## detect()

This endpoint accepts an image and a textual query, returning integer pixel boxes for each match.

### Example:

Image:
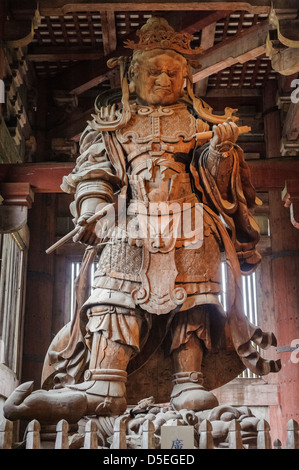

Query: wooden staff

[193,125,251,140]
[46,203,114,254]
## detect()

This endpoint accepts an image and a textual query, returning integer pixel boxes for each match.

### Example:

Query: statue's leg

[4,306,142,423]
[169,308,219,412]
[75,305,143,415]
[71,333,135,416]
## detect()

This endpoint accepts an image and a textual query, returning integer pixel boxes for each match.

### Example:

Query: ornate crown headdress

[124,17,203,56]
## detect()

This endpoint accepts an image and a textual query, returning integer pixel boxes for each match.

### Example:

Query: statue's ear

[129,80,136,93]
[127,66,136,93]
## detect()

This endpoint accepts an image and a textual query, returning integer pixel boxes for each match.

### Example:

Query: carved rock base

[68,403,260,449]
[12,401,261,449]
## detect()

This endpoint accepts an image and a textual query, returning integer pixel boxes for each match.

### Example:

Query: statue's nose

[155,72,171,87]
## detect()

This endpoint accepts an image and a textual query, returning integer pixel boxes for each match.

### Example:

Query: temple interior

[0,0,299,447]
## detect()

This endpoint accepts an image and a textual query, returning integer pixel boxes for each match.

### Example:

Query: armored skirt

[83,198,224,355]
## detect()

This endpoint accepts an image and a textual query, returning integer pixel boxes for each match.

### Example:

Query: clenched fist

[210,118,239,154]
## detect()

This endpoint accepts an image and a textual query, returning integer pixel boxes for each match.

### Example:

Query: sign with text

[160,425,194,449]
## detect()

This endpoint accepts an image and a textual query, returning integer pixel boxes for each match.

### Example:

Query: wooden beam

[27,46,103,62]
[51,59,111,95]
[48,107,94,140]
[164,10,230,34]
[36,0,299,16]
[0,182,34,208]
[194,21,217,96]
[100,11,117,56]
[249,158,299,190]
[1,158,299,193]
[193,21,270,83]
[206,88,263,98]
[0,182,34,233]
[0,163,73,193]
[270,46,299,76]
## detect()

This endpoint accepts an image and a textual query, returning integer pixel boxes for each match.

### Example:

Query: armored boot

[170,371,218,412]
[67,368,128,416]
[170,333,218,412]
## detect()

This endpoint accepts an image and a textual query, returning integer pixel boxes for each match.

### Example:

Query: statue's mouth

[154,86,171,93]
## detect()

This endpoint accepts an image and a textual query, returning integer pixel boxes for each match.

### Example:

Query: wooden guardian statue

[4,17,280,425]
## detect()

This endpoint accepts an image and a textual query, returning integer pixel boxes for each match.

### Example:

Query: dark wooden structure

[1,0,299,445]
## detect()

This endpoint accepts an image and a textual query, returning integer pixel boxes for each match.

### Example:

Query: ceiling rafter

[192,20,270,83]
[27,46,102,61]
[194,21,218,96]
[100,10,117,55]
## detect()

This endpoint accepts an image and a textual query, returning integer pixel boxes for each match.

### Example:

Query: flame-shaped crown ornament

[124,17,203,56]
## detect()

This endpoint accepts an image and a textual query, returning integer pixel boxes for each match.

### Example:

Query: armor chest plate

[116,103,197,167]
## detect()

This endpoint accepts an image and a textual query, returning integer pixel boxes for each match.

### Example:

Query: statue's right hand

[73,212,106,246]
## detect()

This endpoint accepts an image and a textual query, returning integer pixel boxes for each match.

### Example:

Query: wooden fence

[0,417,298,450]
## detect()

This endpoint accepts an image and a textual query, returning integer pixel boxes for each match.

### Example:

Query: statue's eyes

[149,69,161,77]
[148,69,178,78]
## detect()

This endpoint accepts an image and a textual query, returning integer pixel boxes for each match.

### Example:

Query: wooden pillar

[268,189,299,444]
[34,79,51,162]
[263,79,282,158]
[21,193,56,388]
[262,78,299,443]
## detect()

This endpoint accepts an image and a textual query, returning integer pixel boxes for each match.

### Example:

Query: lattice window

[0,233,27,373]
[219,262,259,378]
[70,260,97,319]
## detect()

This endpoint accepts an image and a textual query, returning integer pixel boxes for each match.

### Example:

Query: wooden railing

[1,417,298,449]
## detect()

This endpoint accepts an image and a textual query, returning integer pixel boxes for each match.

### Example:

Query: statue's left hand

[210,118,239,154]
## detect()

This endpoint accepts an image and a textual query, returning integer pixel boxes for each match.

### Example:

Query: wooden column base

[0,182,34,232]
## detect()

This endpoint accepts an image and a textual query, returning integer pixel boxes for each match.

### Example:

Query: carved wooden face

[130,50,187,106]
